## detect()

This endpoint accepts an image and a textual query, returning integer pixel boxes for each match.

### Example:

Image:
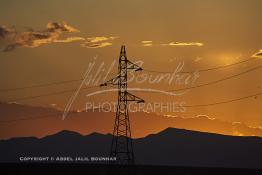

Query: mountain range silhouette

[1,102,262,140]
[1,127,261,169]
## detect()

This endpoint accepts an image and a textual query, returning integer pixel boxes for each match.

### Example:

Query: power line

[144,57,258,74]
[0,79,83,92]
[6,85,99,103]
[1,91,261,124]
[0,112,62,123]
[0,108,105,123]
[184,91,262,107]
[0,72,118,92]
[0,57,257,92]
[168,64,262,92]
[4,64,262,103]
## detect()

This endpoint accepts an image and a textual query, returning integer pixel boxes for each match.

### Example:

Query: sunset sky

[1,0,262,138]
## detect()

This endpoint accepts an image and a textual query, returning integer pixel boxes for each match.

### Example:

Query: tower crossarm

[99,74,120,87]
[126,60,143,71]
[126,92,145,103]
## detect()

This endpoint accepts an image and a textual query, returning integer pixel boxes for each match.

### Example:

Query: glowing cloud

[1,22,81,52]
[141,40,204,47]
[194,57,203,62]
[81,36,117,49]
[86,36,117,43]
[252,49,262,58]
[141,41,153,47]
[81,42,112,48]
[162,114,262,137]
[141,40,153,44]
[162,42,204,47]
[54,37,85,43]
[143,43,153,47]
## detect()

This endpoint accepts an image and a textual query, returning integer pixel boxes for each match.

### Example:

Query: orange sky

[0,0,262,138]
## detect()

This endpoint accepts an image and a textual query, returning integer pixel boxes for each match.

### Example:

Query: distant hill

[0,127,262,169]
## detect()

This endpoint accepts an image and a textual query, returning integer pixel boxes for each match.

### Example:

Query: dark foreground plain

[1,163,262,175]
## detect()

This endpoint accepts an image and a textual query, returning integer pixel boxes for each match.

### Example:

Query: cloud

[162,114,262,137]
[1,22,81,52]
[252,49,262,58]
[142,43,153,47]
[54,37,85,43]
[193,114,215,120]
[12,32,56,48]
[46,22,79,33]
[86,36,117,43]
[81,42,112,48]
[0,25,14,39]
[141,40,152,44]
[141,41,153,47]
[81,36,117,49]
[161,42,204,47]
[1,23,118,51]
[194,57,203,62]
[141,40,204,47]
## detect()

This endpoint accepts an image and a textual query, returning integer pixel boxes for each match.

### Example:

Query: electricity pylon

[100,45,144,165]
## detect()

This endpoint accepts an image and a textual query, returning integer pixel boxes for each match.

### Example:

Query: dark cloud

[2,43,20,52]
[0,25,14,39]
[46,22,79,33]
[1,22,82,52]
[0,23,119,51]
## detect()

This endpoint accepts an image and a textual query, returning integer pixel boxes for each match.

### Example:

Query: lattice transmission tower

[100,45,144,165]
